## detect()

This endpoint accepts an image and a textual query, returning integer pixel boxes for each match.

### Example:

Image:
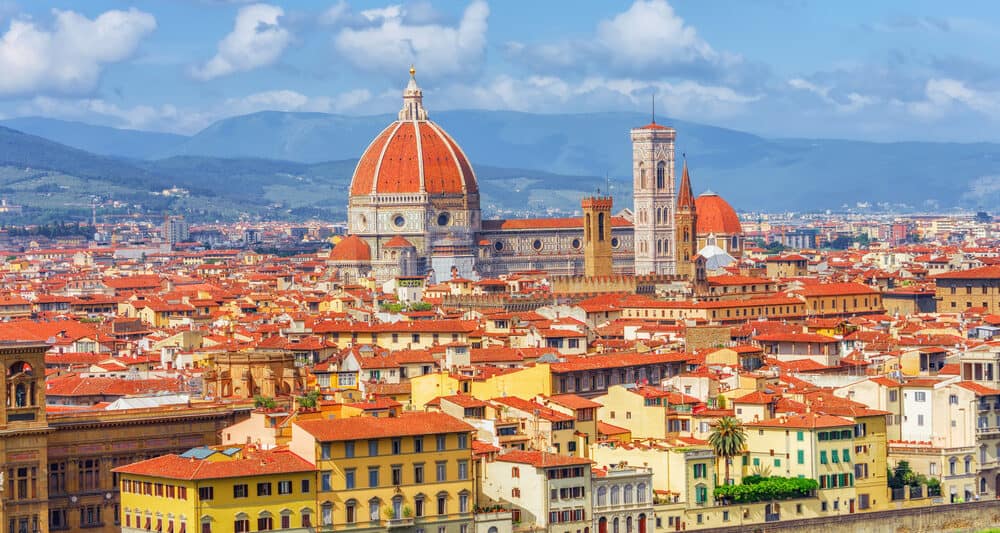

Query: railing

[387,518,415,528]
[765,512,780,522]
[910,485,924,499]
[891,487,906,501]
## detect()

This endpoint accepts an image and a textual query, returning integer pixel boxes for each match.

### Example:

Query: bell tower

[675,158,698,280]
[582,196,614,277]
[1,342,47,428]
[631,120,677,275]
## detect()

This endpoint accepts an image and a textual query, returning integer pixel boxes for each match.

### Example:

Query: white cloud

[596,0,718,70]
[191,3,291,80]
[788,77,876,113]
[906,78,1000,119]
[318,1,349,26]
[22,88,375,134]
[0,8,156,97]
[440,75,759,119]
[334,0,488,78]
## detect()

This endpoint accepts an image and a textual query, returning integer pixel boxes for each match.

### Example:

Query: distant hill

[0,117,188,160]
[7,110,1000,212]
[0,125,620,223]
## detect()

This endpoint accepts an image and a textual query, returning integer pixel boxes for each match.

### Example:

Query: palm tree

[708,416,747,486]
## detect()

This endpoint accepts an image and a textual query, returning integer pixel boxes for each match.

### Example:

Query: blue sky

[2,0,1000,141]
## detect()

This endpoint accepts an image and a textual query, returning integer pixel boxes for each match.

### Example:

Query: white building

[482,450,593,532]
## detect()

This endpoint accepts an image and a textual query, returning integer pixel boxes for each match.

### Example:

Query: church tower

[631,121,677,275]
[675,158,698,279]
[582,195,614,277]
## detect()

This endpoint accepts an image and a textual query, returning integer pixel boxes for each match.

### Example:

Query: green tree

[708,416,747,486]
[253,395,276,409]
[298,390,320,409]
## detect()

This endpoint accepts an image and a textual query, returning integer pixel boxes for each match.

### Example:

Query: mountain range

[2,111,1000,224]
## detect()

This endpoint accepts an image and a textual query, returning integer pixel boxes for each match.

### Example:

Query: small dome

[697,244,735,270]
[383,235,415,248]
[695,191,741,235]
[329,235,371,262]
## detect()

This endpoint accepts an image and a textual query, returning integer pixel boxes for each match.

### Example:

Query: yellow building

[744,413,859,512]
[290,412,476,532]
[115,446,317,533]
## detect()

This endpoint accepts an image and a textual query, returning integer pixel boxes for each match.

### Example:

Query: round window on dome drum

[572,238,581,249]
[611,237,620,248]
[393,215,405,228]
[532,239,543,251]
[437,213,450,226]
[494,241,504,252]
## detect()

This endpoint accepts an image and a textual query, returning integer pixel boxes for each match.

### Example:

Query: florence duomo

[330,68,743,284]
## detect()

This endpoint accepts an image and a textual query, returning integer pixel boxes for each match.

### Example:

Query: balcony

[387,518,415,528]
[977,426,1000,436]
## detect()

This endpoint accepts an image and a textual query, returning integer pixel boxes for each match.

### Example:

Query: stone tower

[675,158,698,280]
[631,121,677,275]
[0,342,51,533]
[582,196,614,277]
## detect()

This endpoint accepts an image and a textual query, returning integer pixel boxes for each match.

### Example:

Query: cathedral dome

[350,69,477,197]
[695,191,742,235]
[329,235,371,262]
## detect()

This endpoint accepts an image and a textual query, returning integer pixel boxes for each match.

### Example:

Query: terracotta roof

[496,450,592,468]
[329,235,371,262]
[695,192,741,235]
[383,235,415,248]
[113,448,313,480]
[933,266,1000,280]
[596,421,630,435]
[545,394,602,410]
[746,412,854,429]
[295,412,473,441]
[481,216,631,231]
[350,119,477,196]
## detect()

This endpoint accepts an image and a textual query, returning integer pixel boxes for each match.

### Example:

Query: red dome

[350,120,477,196]
[695,192,742,235]
[329,235,371,262]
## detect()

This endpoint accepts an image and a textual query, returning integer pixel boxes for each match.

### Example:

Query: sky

[2,0,1000,141]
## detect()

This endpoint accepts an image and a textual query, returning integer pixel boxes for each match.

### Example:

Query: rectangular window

[321,472,332,492]
[915,391,927,402]
[233,484,248,498]
[831,450,839,463]
[458,460,469,480]
[414,437,424,453]
[843,449,851,462]
[368,439,379,456]
[796,431,804,442]
[301,479,310,493]
[345,468,356,489]
[256,482,272,496]
[320,443,331,460]
[820,451,828,464]
[436,435,446,451]
[414,464,424,484]
[436,461,447,482]
[392,465,402,486]
[199,486,214,500]
[457,434,468,449]
[797,450,804,465]
[368,467,379,488]
[344,441,355,458]
[278,481,292,495]
[392,438,402,455]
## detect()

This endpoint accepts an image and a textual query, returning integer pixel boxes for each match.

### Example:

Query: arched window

[598,213,606,241]
[656,161,666,189]
[965,456,973,473]
[624,484,633,504]
[637,483,647,503]
[949,457,958,476]
[585,213,591,242]
[610,485,620,505]
[368,498,381,522]
[639,162,646,189]
[391,496,403,520]
[597,485,607,506]
[341,500,353,525]
[656,207,661,224]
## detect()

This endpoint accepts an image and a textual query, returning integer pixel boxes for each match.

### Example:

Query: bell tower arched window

[656,161,666,189]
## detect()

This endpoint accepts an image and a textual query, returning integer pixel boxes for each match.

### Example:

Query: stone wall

[691,499,1000,533]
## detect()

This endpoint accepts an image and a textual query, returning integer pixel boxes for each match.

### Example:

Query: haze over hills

[4,111,1000,220]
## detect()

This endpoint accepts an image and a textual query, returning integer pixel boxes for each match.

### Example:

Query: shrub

[714,476,819,503]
